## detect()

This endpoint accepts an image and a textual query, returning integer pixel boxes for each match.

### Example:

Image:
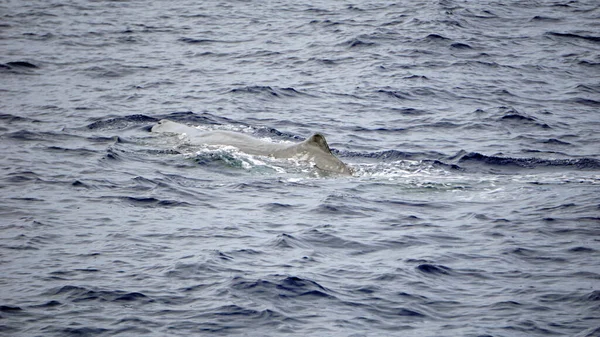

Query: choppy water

[1,0,600,336]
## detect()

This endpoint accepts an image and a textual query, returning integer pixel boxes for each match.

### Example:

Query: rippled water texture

[1,0,599,336]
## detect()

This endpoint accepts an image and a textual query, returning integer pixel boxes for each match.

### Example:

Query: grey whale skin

[151,120,352,175]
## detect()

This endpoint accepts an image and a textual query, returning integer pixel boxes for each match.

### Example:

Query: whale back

[290,133,352,175]
[305,133,332,154]
[152,120,352,175]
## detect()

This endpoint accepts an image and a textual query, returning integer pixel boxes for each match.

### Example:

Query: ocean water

[1,0,599,336]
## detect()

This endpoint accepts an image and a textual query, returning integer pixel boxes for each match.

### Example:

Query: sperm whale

[151,119,352,175]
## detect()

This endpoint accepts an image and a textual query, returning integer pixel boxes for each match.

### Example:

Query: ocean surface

[1,0,599,336]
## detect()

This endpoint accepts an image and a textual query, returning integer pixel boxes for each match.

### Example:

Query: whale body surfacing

[151,120,352,175]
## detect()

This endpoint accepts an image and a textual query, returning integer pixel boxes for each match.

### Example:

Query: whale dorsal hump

[305,133,332,154]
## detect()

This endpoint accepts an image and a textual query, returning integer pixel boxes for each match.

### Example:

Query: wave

[376,89,412,100]
[230,275,335,300]
[86,114,158,130]
[416,263,453,275]
[546,32,600,43]
[531,16,561,22]
[338,149,450,163]
[0,113,40,123]
[178,37,250,44]
[473,106,552,129]
[342,38,377,48]
[228,85,314,99]
[3,61,38,68]
[0,61,39,75]
[85,112,237,131]
[48,285,153,303]
[457,152,600,171]
[98,195,192,208]
[0,305,23,312]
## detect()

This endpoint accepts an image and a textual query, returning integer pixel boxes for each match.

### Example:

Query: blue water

[1,1,599,336]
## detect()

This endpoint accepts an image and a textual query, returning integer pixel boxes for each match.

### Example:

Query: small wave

[531,16,560,22]
[574,84,600,94]
[395,308,426,317]
[424,33,450,41]
[50,327,111,336]
[339,148,458,167]
[160,111,231,125]
[30,300,62,308]
[578,60,600,67]
[300,229,375,251]
[263,202,295,212]
[340,150,415,161]
[0,305,23,313]
[278,276,334,298]
[584,290,600,302]
[0,61,38,74]
[113,292,149,302]
[416,263,452,275]
[0,113,39,123]
[349,159,459,180]
[82,65,138,78]
[5,171,43,183]
[87,114,158,130]
[314,203,371,216]
[228,85,311,99]
[101,147,123,161]
[48,285,153,304]
[546,32,600,43]
[206,304,286,320]
[377,89,412,100]
[500,113,536,122]
[270,233,309,249]
[541,138,571,145]
[5,130,45,141]
[252,126,302,141]
[576,327,600,337]
[97,195,191,208]
[178,37,249,44]
[403,75,429,81]
[5,61,38,68]
[342,38,377,48]
[450,42,472,49]
[361,303,428,322]
[178,37,221,44]
[307,57,340,66]
[567,246,595,253]
[475,106,552,129]
[457,152,600,171]
[21,31,55,40]
[165,303,292,334]
[570,97,600,107]
[230,275,335,299]
[421,159,463,171]
[46,145,97,157]
[121,196,191,207]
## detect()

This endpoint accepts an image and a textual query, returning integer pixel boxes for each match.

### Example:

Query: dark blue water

[1,1,599,336]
